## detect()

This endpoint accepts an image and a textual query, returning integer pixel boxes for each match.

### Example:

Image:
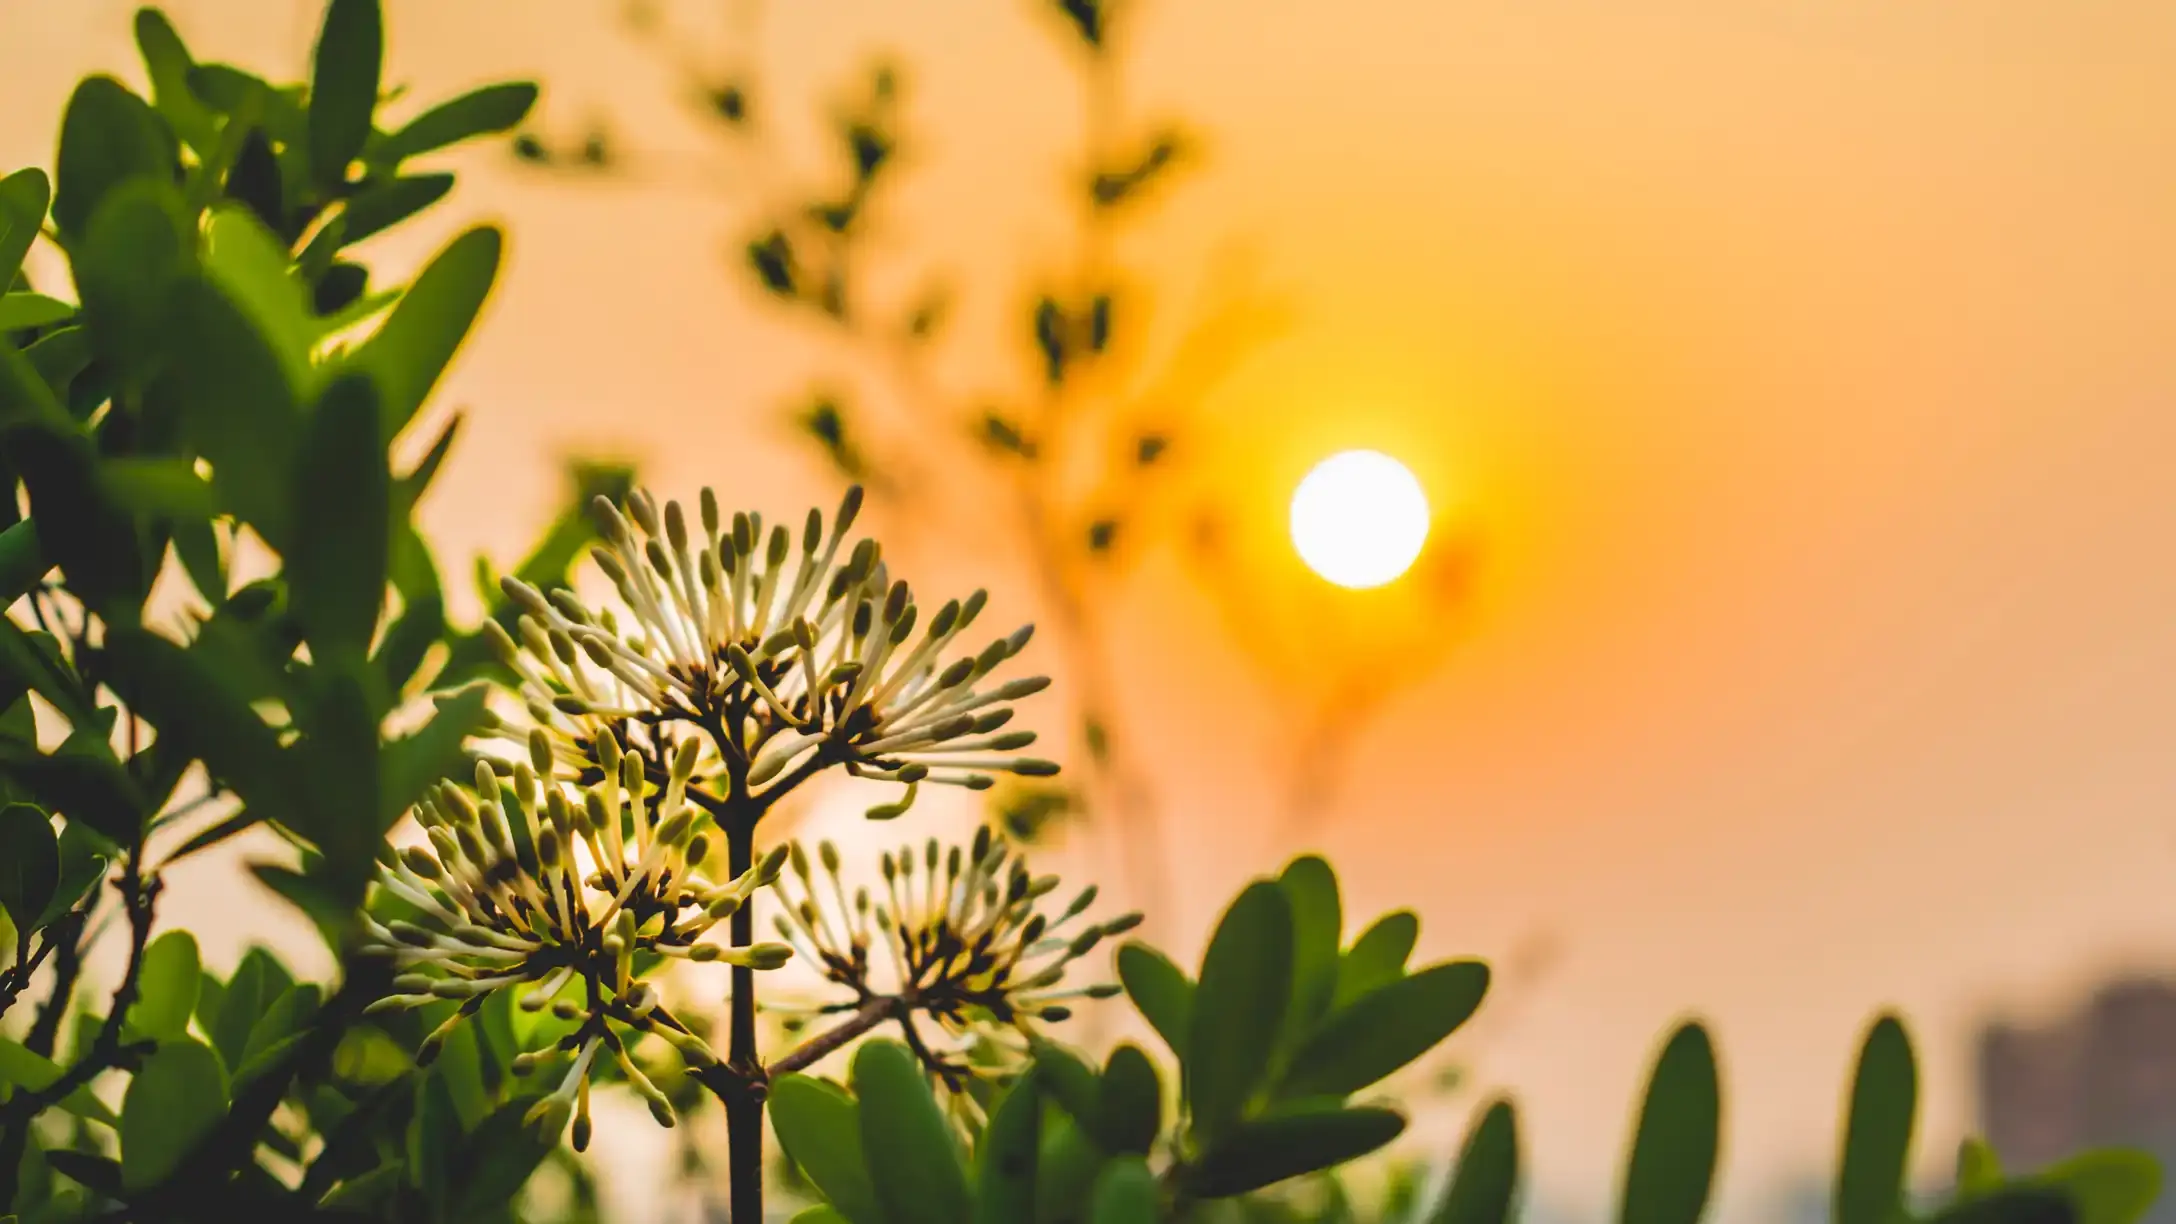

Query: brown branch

[765,993,903,1078]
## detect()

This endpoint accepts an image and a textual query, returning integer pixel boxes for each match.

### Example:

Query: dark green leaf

[345,225,501,442]
[209,947,292,1071]
[2039,1149,2163,1224]
[1957,1138,2004,1196]
[1926,1188,2076,1224]
[160,276,301,543]
[1182,1105,1406,1199]
[288,374,389,660]
[0,803,59,937]
[0,521,46,606]
[1187,880,1294,1142]
[406,1068,458,1207]
[1430,1099,1519,1224]
[38,819,111,928]
[22,326,95,410]
[238,982,322,1078]
[1836,1014,1918,1224]
[120,1037,230,1190]
[448,1094,558,1215]
[133,9,217,153]
[125,929,202,1042]
[250,861,354,946]
[308,0,383,187]
[0,733,146,845]
[1333,911,1417,1009]
[976,1070,1043,1224]
[338,173,453,246]
[172,516,225,604]
[1095,1045,1161,1156]
[0,169,52,285]
[1279,855,1342,1041]
[201,204,316,396]
[1034,1116,1110,1224]
[74,159,193,392]
[100,458,224,520]
[376,83,539,163]
[0,1035,117,1125]
[0,293,74,331]
[380,685,485,830]
[52,77,177,239]
[101,624,296,826]
[1618,1022,1722,1224]
[1279,961,1490,1100]
[854,1039,971,1224]
[1089,1156,1158,1224]
[769,1073,882,1224]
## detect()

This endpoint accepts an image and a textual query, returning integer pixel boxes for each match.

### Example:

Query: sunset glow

[1288,449,1430,589]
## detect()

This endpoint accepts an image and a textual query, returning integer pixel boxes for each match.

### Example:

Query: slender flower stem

[767,994,903,1078]
[723,817,765,1224]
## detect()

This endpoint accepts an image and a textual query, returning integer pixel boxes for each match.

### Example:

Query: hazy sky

[5,0,2176,1218]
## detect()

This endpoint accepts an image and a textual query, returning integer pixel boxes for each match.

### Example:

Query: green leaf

[21,326,95,407]
[210,947,292,1071]
[100,624,297,828]
[0,733,146,845]
[337,174,453,246]
[1279,960,1490,1100]
[343,225,501,442]
[120,1037,230,1190]
[38,819,111,928]
[1334,911,1417,1009]
[0,520,47,605]
[1836,1014,1918,1224]
[2039,1149,2163,1224]
[374,590,444,694]
[133,9,218,153]
[1116,942,1191,1066]
[379,685,484,830]
[792,1210,854,1224]
[1181,1105,1407,1199]
[1957,1138,2005,1196]
[52,76,177,239]
[1618,1022,1722,1224]
[1031,1040,1104,1132]
[448,1094,558,1216]
[976,1070,1043,1224]
[1187,880,1293,1142]
[100,458,224,520]
[1279,856,1342,1040]
[1926,1188,2076,1224]
[406,1068,458,1207]
[0,293,75,331]
[201,205,317,397]
[0,802,59,937]
[238,982,322,1079]
[376,83,539,164]
[0,1035,120,1125]
[1430,1099,1520,1224]
[125,929,202,1042]
[160,276,301,544]
[854,1039,972,1224]
[287,373,389,659]
[1089,1156,1159,1224]
[74,172,193,392]
[308,0,383,187]
[0,169,52,285]
[769,1072,883,1224]
[1095,1045,1161,1156]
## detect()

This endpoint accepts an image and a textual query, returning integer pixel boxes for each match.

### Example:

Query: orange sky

[6,0,2176,1218]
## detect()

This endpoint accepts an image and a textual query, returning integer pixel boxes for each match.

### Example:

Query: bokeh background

[6,0,2176,1220]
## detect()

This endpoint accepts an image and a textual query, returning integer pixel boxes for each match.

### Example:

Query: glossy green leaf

[288,373,389,660]
[201,205,317,397]
[0,169,51,285]
[120,1037,229,1190]
[1430,1099,1520,1224]
[976,1069,1043,1224]
[769,1073,882,1224]
[1618,1022,1722,1224]
[52,76,176,238]
[2039,1149,2163,1224]
[1279,855,1342,1037]
[1181,1105,1407,1199]
[1333,911,1417,1009]
[344,225,501,441]
[1096,1045,1161,1156]
[1280,960,1489,1100]
[1116,941,1191,1066]
[854,1039,971,1224]
[1089,1156,1159,1224]
[1836,1014,1917,1224]
[161,276,301,543]
[0,1035,119,1125]
[125,929,202,1042]
[337,173,453,246]
[0,293,74,331]
[308,0,383,187]
[0,803,59,937]
[1957,1137,2004,1196]
[376,82,539,164]
[1187,880,1293,1142]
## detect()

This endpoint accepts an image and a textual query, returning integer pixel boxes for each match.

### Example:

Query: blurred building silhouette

[1977,974,2176,1223]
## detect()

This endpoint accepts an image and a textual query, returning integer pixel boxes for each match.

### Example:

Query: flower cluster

[768,824,1138,1081]
[484,486,1058,818]
[360,733,796,1147]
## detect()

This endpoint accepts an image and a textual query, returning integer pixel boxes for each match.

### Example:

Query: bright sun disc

[1289,450,1430,589]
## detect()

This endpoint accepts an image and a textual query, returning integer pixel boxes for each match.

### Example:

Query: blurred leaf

[1034,297,1067,385]
[201,204,317,397]
[124,929,202,1043]
[0,1035,119,1125]
[379,686,485,830]
[771,1073,883,1224]
[407,1068,458,1208]
[981,413,1034,458]
[0,520,45,605]
[1279,855,1342,1043]
[1187,880,1293,1142]
[120,1037,230,1190]
[209,946,292,1071]
[249,861,354,945]
[1034,1115,1110,1224]
[1430,1099,1520,1224]
[748,230,798,297]
[52,76,177,239]
[308,0,383,187]
[1927,1189,2076,1224]
[1089,1156,1158,1224]
[237,982,322,1079]
[172,515,225,603]
[854,1039,971,1224]
[1958,1138,2005,1197]
[2039,1150,2163,1224]
[0,293,75,331]
[0,803,59,938]
[1333,911,1417,1009]
[1116,942,1191,1064]
[374,590,443,693]
[39,819,110,928]
[1618,1022,1721,1224]
[1836,1014,1917,1224]
[792,1210,853,1224]
[101,623,298,829]
[1135,434,1168,466]
[1182,1105,1406,1199]
[100,457,224,520]
[1086,519,1119,552]
[1091,132,1187,208]
[1279,961,1490,1100]
[132,9,218,154]
[288,373,389,660]
[448,1094,558,1215]
[338,173,452,246]
[345,225,501,442]
[376,82,540,164]
[0,169,52,285]
[161,276,301,543]
[0,732,146,845]
[976,1069,1043,1224]
[1096,1045,1161,1156]
[1053,0,1107,47]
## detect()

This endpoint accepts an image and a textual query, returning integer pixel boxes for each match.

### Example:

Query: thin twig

[764,993,902,1077]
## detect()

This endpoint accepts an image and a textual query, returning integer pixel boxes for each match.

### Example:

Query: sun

[1288,449,1431,589]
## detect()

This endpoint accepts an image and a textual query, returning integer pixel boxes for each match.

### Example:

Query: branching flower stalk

[358,485,1120,1222]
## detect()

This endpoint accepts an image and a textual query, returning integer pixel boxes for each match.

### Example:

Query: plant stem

[724,817,764,1224]
[766,994,902,1078]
